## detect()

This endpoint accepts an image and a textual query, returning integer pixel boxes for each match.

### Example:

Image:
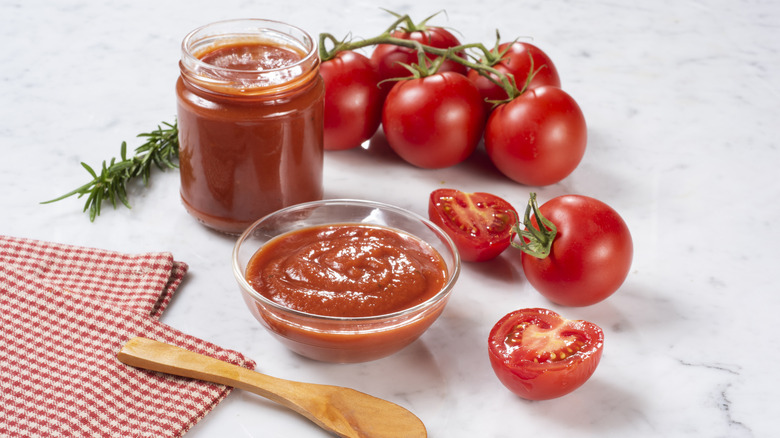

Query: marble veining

[2,0,779,436]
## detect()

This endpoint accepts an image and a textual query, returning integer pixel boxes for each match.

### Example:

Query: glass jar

[176,19,324,234]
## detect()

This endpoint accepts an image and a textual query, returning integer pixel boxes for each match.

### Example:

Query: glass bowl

[232,199,460,363]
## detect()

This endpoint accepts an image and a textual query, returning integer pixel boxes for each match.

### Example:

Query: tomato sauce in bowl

[233,199,460,363]
[245,224,448,317]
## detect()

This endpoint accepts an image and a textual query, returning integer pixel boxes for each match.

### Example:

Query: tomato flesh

[488,308,604,400]
[504,320,588,363]
[428,189,517,262]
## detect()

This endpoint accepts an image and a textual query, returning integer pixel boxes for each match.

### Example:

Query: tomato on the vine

[488,308,604,400]
[428,189,518,262]
[320,51,383,151]
[382,71,485,169]
[485,86,586,186]
[371,26,467,98]
[515,194,633,307]
[467,41,561,114]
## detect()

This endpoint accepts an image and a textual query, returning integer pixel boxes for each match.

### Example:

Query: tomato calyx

[480,47,549,106]
[385,50,449,82]
[513,53,548,97]
[381,9,447,34]
[479,32,510,67]
[511,192,557,259]
[470,36,523,104]
[470,33,562,109]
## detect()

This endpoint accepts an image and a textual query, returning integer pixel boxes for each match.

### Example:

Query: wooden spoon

[117,337,427,438]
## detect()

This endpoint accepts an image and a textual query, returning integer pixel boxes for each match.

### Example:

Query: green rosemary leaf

[41,120,179,221]
[117,183,130,209]
[94,189,103,219]
[81,162,98,180]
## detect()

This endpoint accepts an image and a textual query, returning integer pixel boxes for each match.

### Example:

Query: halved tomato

[428,189,518,262]
[488,308,604,400]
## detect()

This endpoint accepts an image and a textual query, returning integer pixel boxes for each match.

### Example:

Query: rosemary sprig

[41,121,179,221]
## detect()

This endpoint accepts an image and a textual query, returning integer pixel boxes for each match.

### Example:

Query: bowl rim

[231,198,461,322]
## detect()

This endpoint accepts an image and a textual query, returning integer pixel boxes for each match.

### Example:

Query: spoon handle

[117,337,300,408]
[117,337,427,438]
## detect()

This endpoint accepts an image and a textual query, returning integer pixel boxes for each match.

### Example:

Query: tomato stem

[372,11,420,35]
[386,9,446,33]
[511,192,557,259]
[317,12,521,100]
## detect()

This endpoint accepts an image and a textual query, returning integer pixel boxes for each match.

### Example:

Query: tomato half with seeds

[428,189,518,262]
[488,308,604,400]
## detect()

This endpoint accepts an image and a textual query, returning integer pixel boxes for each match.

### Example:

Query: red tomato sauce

[245,224,448,317]
[177,40,324,234]
[199,43,302,70]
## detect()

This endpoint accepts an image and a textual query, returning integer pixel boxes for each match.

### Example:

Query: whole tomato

[468,41,561,113]
[488,308,604,400]
[516,194,633,306]
[382,72,485,169]
[485,86,586,186]
[320,51,383,151]
[371,26,467,99]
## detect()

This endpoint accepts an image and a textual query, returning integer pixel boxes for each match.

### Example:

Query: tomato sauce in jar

[245,224,448,317]
[177,19,324,234]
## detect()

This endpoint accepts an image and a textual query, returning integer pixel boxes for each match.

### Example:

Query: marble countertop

[2,0,778,436]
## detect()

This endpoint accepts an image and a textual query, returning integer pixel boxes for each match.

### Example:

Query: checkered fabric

[0,235,255,437]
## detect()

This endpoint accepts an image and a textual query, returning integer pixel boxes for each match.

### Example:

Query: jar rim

[180,18,319,91]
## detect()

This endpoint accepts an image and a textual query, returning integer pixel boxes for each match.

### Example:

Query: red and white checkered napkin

[0,235,256,438]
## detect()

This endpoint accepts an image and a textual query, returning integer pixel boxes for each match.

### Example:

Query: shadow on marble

[527,376,644,432]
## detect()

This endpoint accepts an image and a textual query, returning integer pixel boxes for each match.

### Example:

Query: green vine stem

[510,192,558,259]
[318,13,522,101]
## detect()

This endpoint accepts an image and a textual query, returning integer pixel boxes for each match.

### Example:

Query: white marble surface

[2,0,779,436]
